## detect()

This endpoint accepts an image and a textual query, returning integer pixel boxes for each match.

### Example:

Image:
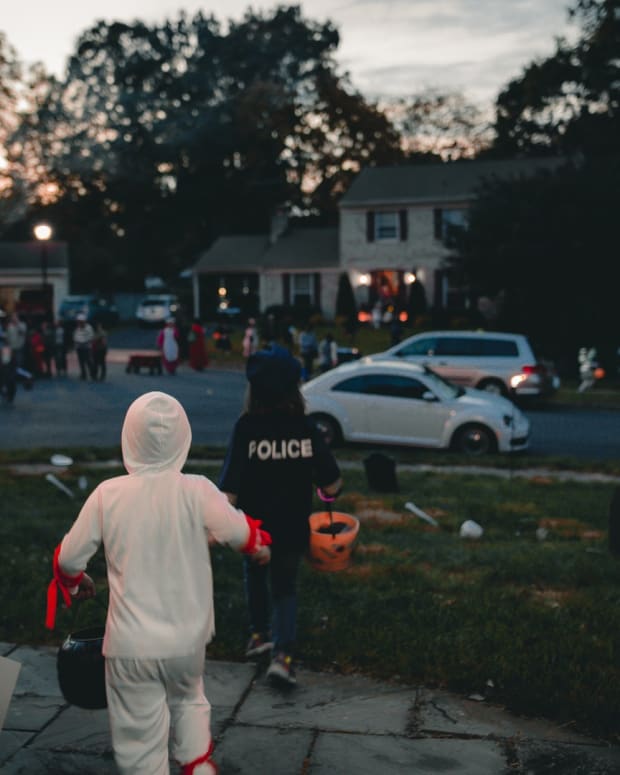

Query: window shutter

[313,273,322,309]
[433,208,443,240]
[399,210,408,241]
[282,273,290,306]
[366,211,375,242]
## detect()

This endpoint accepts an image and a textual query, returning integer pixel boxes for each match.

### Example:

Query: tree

[386,88,494,161]
[5,6,405,289]
[0,33,32,229]
[453,157,620,363]
[492,0,620,157]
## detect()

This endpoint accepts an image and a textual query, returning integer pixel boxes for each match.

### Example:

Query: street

[1,345,619,460]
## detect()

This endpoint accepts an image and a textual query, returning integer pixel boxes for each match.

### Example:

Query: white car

[135,294,180,325]
[302,359,530,455]
[369,330,559,399]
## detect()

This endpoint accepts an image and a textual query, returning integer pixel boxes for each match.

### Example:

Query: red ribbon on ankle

[181,740,217,774]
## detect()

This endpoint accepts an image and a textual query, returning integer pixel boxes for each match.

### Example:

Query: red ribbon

[45,544,84,630]
[181,740,218,774]
[241,515,272,555]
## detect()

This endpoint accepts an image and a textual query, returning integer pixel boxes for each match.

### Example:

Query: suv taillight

[522,364,544,376]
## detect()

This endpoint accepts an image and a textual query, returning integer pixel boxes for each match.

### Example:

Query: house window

[291,273,313,306]
[433,208,467,245]
[375,211,399,241]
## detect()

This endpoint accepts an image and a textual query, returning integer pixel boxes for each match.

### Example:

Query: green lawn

[1,460,619,741]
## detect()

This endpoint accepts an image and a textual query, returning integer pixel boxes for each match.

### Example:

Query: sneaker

[267,652,297,686]
[245,632,273,658]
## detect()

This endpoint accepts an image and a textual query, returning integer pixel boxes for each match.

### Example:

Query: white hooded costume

[57,391,255,774]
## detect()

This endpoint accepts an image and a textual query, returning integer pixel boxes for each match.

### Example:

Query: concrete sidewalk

[2,643,619,774]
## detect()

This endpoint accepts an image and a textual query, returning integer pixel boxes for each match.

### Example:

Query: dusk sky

[3,0,576,104]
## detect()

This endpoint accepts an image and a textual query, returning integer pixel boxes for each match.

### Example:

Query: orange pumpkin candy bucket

[308,489,359,572]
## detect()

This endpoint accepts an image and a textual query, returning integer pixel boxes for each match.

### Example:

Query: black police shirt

[219,413,341,550]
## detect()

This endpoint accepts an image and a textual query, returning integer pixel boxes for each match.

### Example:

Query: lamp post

[33,222,52,289]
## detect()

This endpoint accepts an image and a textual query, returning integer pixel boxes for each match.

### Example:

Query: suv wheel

[477,378,508,397]
[453,424,497,456]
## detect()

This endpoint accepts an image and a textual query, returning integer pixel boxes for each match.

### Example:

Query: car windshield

[141,298,169,307]
[422,367,464,400]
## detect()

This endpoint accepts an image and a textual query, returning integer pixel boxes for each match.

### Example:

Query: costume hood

[121,391,191,474]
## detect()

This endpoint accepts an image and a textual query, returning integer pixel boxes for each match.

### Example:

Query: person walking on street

[298,324,318,382]
[73,314,95,380]
[41,321,56,377]
[29,326,46,377]
[219,345,342,687]
[188,319,209,371]
[242,318,259,359]
[45,391,271,775]
[6,313,27,368]
[92,322,108,381]
[157,318,180,375]
[318,332,338,373]
[54,320,68,376]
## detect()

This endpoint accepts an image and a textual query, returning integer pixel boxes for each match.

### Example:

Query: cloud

[331,0,574,103]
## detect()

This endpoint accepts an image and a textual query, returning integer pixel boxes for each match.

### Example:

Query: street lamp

[33,222,53,290]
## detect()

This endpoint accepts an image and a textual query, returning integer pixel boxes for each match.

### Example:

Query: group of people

[156,317,210,375]
[47,344,342,775]
[0,312,109,402]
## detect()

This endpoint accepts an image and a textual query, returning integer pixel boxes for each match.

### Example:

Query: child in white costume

[46,391,271,775]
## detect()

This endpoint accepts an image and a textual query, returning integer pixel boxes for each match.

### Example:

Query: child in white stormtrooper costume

[45,391,271,775]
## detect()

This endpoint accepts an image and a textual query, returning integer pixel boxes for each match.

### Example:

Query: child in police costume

[46,391,271,774]
[219,345,342,685]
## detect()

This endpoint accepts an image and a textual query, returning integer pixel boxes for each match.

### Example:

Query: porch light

[358,273,371,287]
[404,272,416,285]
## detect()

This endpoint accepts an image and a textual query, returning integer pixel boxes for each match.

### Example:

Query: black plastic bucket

[57,625,107,709]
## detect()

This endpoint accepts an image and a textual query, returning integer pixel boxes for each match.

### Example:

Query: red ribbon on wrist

[241,515,272,555]
[45,544,84,630]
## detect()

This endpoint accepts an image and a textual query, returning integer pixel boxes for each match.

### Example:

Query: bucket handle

[317,487,337,538]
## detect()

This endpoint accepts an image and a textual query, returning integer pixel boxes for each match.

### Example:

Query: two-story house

[338,158,562,318]
[192,158,562,321]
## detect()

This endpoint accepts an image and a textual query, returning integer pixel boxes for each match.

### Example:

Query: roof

[339,158,565,207]
[193,235,268,273]
[262,228,339,271]
[193,228,339,274]
[0,242,69,271]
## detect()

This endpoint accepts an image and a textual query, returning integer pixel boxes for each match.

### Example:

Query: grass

[3,443,620,476]
[1,461,619,741]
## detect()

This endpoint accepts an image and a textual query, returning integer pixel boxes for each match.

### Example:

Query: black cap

[246,345,301,399]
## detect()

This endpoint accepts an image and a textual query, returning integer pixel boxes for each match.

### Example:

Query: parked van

[371,330,559,398]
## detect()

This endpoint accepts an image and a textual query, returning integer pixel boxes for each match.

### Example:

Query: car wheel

[452,424,497,456]
[310,413,342,447]
[477,379,508,397]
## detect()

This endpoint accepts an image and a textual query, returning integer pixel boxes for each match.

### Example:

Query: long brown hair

[244,383,306,417]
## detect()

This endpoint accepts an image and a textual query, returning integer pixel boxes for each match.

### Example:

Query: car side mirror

[422,391,438,402]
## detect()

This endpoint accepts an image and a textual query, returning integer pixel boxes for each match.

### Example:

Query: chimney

[270,210,288,244]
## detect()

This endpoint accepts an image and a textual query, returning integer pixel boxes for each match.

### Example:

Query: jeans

[244,547,303,655]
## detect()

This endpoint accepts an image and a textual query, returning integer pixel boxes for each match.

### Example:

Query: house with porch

[192,158,562,321]
[0,241,69,320]
[191,221,340,321]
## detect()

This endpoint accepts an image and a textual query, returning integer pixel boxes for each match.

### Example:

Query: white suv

[371,330,559,398]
